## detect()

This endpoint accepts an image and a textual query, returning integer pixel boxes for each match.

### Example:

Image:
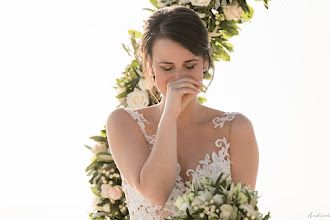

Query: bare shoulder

[229,112,259,190]
[105,107,151,192]
[229,112,254,132]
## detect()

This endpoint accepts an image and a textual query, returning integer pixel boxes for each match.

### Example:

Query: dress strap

[212,112,241,129]
[122,107,155,150]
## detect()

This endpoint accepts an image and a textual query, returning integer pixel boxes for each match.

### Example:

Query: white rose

[126,88,149,109]
[197,190,213,202]
[102,203,111,213]
[241,204,258,218]
[116,87,126,103]
[91,142,108,155]
[212,194,224,205]
[220,204,233,219]
[138,78,150,91]
[190,0,212,7]
[192,196,203,206]
[101,184,123,200]
[91,195,101,210]
[223,0,243,20]
[179,202,193,215]
[175,197,185,208]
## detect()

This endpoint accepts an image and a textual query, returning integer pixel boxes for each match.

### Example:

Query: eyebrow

[158,59,199,65]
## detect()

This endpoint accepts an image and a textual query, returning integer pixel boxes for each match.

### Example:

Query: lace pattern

[124,107,156,150]
[120,107,240,219]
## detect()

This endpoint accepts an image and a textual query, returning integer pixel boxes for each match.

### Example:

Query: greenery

[85,0,270,219]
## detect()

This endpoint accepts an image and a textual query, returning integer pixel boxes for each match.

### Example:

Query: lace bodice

[119,106,240,220]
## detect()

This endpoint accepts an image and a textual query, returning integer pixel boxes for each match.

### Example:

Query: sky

[0,0,329,219]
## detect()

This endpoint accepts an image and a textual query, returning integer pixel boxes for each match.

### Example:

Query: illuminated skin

[148,37,207,126]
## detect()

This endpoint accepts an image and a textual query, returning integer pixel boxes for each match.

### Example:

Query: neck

[157,96,202,128]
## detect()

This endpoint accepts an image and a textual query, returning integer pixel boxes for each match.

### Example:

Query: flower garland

[85,0,270,219]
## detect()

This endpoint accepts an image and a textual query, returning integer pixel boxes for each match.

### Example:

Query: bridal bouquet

[167,173,271,220]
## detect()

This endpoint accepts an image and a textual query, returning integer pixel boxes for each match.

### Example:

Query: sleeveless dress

[120,107,241,220]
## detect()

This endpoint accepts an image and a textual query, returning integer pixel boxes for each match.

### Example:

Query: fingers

[176,77,202,87]
[175,79,201,92]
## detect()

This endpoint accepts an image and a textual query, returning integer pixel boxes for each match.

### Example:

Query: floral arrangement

[167,173,271,220]
[85,0,270,219]
[85,128,129,219]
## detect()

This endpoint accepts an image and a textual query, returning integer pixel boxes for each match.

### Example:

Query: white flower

[91,142,108,155]
[91,195,101,210]
[101,184,123,200]
[190,0,212,7]
[212,194,224,205]
[241,204,258,219]
[138,78,150,91]
[102,203,111,213]
[223,0,243,21]
[179,202,193,215]
[198,190,213,202]
[192,196,203,206]
[126,88,149,109]
[175,197,185,208]
[220,204,233,219]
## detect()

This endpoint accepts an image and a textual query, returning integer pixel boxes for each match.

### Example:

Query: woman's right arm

[106,108,178,206]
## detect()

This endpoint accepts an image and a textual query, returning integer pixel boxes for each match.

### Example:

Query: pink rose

[101,184,123,200]
[91,142,107,155]
[223,1,243,20]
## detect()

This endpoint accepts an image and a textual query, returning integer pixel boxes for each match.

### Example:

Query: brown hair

[138,5,215,103]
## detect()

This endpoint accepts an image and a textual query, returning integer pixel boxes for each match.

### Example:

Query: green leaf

[89,136,107,142]
[85,145,92,150]
[121,43,132,57]
[141,7,156,12]
[219,41,234,53]
[91,211,107,218]
[250,191,258,207]
[96,152,113,161]
[149,0,159,8]
[217,46,231,61]
[241,4,254,20]
[87,169,96,176]
[197,96,207,104]
[90,186,100,196]
[128,30,142,39]
[85,162,97,172]
[263,0,269,9]
[100,129,107,138]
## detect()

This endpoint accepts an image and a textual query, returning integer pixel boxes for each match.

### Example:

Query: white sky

[0,0,329,219]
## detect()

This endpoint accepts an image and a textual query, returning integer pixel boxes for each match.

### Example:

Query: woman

[106,5,259,219]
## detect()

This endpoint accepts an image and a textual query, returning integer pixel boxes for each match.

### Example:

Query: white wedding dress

[120,107,241,220]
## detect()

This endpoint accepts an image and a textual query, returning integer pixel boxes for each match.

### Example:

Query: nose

[172,67,190,81]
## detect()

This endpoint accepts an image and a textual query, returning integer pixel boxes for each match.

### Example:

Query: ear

[203,60,207,72]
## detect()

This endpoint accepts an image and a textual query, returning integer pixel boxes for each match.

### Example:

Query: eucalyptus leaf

[128,29,142,39]
[149,0,158,8]
[141,7,155,12]
[121,43,132,57]
[89,136,107,142]
[85,145,92,150]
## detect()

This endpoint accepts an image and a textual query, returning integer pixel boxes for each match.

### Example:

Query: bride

[106,5,259,219]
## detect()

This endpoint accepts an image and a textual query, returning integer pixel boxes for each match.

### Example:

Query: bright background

[0,0,329,219]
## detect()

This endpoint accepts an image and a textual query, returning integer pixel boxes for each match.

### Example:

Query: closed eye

[161,65,196,72]
[162,67,172,71]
